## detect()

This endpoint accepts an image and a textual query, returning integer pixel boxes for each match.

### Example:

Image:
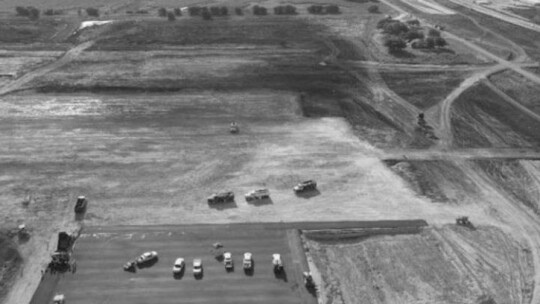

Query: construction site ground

[2,0,540,304]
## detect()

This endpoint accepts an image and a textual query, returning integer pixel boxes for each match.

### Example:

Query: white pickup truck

[245,189,270,201]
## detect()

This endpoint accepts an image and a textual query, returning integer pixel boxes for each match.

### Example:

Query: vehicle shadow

[244,261,255,276]
[295,189,321,199]
[194,271,204,280]
[274,269,288,282]
[247,198,273,207]
[226,266,234,273]
[173,269,184,280]
[74,211,86,221]
[137,257,158,269]
[208,201,238,210]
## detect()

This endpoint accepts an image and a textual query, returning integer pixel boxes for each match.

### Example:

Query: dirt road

[382,147,540,161]
[0,41,94,96]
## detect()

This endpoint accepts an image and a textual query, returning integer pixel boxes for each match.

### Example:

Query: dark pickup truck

[74,196,87,213]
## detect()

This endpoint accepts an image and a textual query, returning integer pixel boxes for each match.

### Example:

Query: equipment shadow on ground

[247,198,273,207]
[173,269,185,280]
[295,189,321,199]
[137,258,158,269]
[244,262,255,277]
[208,201,238,210]
[274,269,288,282]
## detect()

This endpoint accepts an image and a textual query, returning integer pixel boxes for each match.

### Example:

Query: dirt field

[305,225,534,304]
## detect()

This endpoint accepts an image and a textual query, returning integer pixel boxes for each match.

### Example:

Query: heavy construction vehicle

[303,272,316,289]
[74,196,87,213]
[229,122,239,134]
[293,180,317,193]
[245,189,270,201]
[207,191,235,204]
[272,253,283,273]
[456,216,474,229]
[57,232,72,252]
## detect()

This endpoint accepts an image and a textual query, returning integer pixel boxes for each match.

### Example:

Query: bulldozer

[456,216,474,229]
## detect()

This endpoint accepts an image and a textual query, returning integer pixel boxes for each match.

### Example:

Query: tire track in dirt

[482,79,540,124]
[0,40,95,97]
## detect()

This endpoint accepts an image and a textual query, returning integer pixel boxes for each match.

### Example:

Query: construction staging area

[1,0,540,304]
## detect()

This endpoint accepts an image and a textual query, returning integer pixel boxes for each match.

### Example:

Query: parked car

[207,191,235,204]
[172,258,185,274]
[293,180,317,193]
[245,188,270,201]
[243,252,253,270]
[272,253,283,273]
[193,258,203,276]
[224,252,233,270]
[136,251,158,265]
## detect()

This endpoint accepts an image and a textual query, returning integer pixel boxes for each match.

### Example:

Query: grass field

[489,70,540,116]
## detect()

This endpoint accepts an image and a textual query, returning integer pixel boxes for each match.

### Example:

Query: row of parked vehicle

[123,251,284,276]
[207,180,317,204]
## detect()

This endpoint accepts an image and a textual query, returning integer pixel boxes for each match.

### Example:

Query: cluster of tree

[253,5,268,15]
[15,6,40,20]
[307,5,340,14]
[126,10,148,14]
[378,18,447,52]
[273,5,297,15]
[235,8,243,15]
[157,8,179,20]
[86,7,99,17]
[186,6,230,19]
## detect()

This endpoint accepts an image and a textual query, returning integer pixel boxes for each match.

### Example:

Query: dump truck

[74,196,87,213]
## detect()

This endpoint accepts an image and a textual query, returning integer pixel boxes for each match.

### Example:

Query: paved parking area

[32,223,317,304]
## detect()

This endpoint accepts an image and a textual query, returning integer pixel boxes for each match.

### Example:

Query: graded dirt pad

[30,224,317,304]
[489,70,540,116]
[0,92,457,227]
[380,70,469,109]
[385,160,480,204]
[305,225,534,304]
[451,83,540,148]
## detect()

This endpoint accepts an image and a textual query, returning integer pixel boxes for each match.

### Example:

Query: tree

[253,5,267,15]
[235,7,243,15]
[307,5,324,14]
[428,28,441,37]
[158,7,167,17]
[202,10,212,20]
[174,8,181,16]
[368,5,379,13]
[86,7,99,17]
[220,6,228,15]
[403,29,424,41]
[188,7,201,16]
[167,11,176,21]
[434,37,447,47]
[325,5,340,14]
[384,36,406,52]
[15,6,30,16]
[28,7,40,20]
[425,37,435,49]
[210,6,220,16]
[383,21,408,35]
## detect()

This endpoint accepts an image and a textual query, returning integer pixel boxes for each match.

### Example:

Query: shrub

[235,7,243,15]
[425,37,435,48]
[274,5,297,15]
[28,7,40,20]
[368,5,379,13]
[406,19,420,26]
[307,5,324,14]
[167,11,175,21]
[210,6,220,15]
[158,7,167,17]
[220,6,228,15]
[383,21,408,35]
[44,9,60,16]
[86,7,99,17]
[173,8,181,16]
[403,29,424,41]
